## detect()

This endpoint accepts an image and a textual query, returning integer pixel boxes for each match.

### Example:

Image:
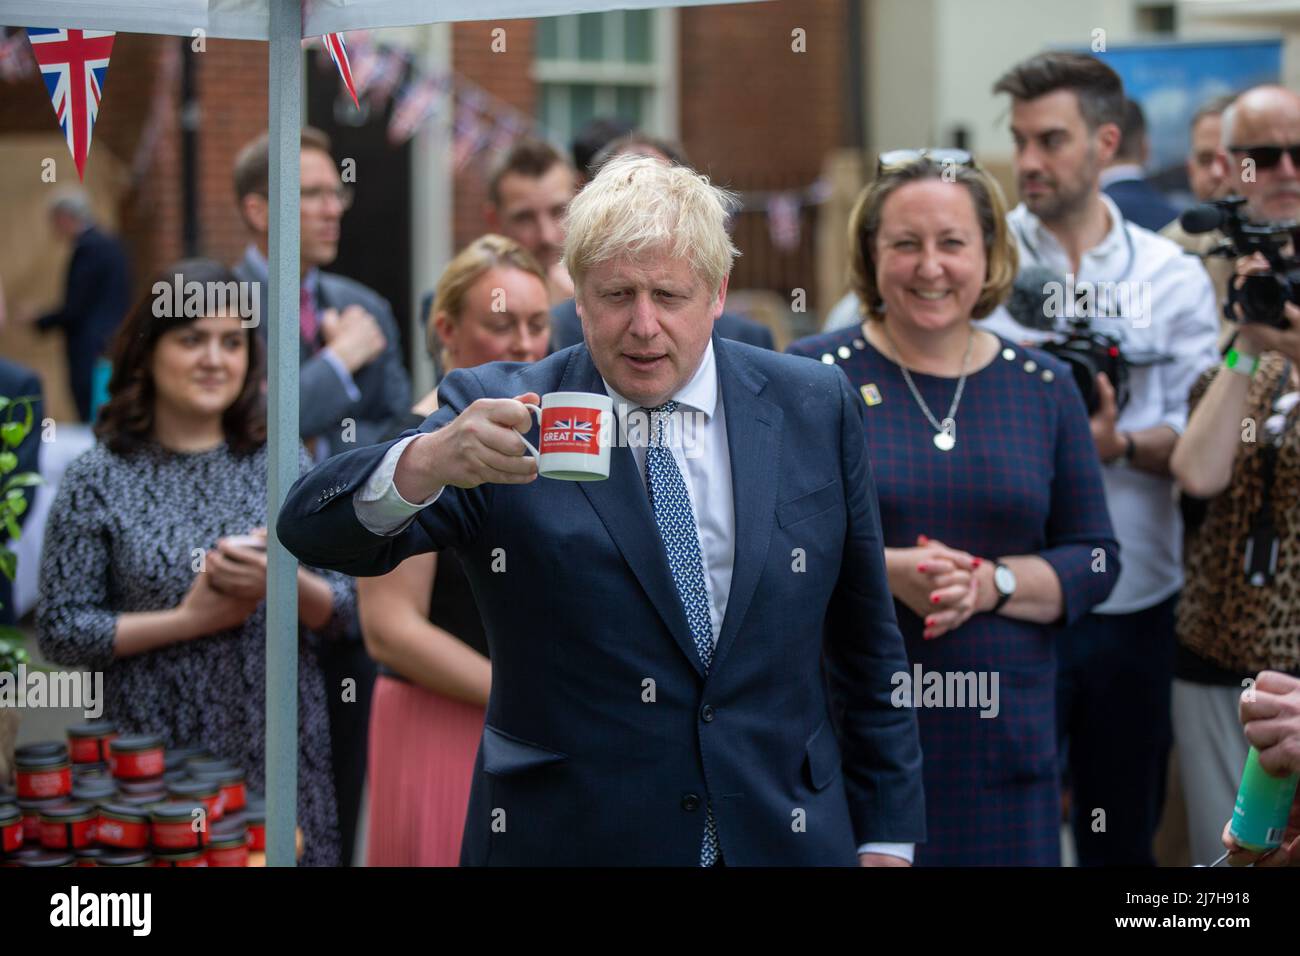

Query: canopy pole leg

[266,0,303,868]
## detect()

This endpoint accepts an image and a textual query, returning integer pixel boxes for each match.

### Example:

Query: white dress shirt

[351,340,911,862]
[979,196,1222,614]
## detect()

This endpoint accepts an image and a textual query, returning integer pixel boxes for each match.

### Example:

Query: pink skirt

[365,674,485,867]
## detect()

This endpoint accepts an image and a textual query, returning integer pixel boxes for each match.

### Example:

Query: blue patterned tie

[644,401,720,867]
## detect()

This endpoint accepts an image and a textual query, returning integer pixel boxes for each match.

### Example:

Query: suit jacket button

[681,793,700,812]
[700,704,715,723]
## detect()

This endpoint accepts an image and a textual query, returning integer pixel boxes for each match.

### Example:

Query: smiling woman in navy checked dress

[789,152,1119,865]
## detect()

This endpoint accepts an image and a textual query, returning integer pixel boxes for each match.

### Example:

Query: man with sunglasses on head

[978,52,1221,867]
[231,126,412,869]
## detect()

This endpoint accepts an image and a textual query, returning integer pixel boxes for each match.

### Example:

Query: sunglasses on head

[1228,144,1300,169]
[876,148,975,176]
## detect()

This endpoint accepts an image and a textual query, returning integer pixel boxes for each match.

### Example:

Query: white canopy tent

[0,0,752,865]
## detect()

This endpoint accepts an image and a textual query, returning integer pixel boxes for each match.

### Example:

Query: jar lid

[167,779,218,800]
[150,802,205,823]
[98,850,151,866]
[0,803,20,824]
[189,766,246,787]
[206,834,248,851]
[40,801,94,823]
[72,763,110,778]
[15,750,69,770]
[15,741,67,760]
[117,775,165,794]
[116,792,165,807]
[16,796,64,811]
[98,803,150,824]
[109,734,164,754]
[67,720,117,738]
[18,850,75,867]
[154,848,204,862]
[75,846,107,861]
[184,757,234,776]
[210,818,248,841]
[164,746,209,770]
[71,779,117,800]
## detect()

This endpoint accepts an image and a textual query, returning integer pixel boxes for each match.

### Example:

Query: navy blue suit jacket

[548,297,775,352]
[1104,178,1179,233]
[37,226,130,349]
[278,335,924,865]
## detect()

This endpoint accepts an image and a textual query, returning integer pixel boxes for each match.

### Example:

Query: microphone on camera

[1004,264,1067,332]
[1180,203,1227,235]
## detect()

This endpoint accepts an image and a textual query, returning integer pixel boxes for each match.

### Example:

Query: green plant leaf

[0,452,15,474]
[3,473,42,491]
[0,421,25,448]
[0,547,15,582]
[3,512,20,542]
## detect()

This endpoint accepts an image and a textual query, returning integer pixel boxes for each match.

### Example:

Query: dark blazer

[1104,177,1179,233]
[0,359,43,626]
[234,250,412,458]
[278,335,925,866]
[38,225,130,420]
[548,297,776,352]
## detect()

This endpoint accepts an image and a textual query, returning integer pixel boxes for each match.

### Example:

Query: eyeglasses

[1227,144,1300,170]
[300,185,354,210]
[876,148,975,176]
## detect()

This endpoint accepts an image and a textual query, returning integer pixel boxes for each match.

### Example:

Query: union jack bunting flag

[323,32,359,108]
[26,28,116,181]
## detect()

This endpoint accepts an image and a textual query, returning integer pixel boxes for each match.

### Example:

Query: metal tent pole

[265,0,302,868]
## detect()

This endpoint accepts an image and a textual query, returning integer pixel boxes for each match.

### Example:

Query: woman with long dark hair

[37,258,349,865]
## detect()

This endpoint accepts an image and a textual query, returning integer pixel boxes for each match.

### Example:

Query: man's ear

[240,193,270,236]
[1095,122,1121,166]
[712,274,731,320]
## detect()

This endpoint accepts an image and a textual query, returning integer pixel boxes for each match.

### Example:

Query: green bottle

[1229,746,1300,852]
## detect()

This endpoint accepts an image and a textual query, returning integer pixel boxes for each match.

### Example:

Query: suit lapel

[563,349,705,678]
[710,338,781,675]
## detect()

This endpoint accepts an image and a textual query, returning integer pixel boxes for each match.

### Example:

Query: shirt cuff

[352,434,442,536]
[856,842,915,863]
[320,347,363,403]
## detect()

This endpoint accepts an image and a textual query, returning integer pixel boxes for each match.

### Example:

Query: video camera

[1006,265,1167,415]
[1180,195,1300,329]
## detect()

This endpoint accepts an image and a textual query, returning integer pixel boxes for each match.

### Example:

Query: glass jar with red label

[15,748,72,799]
[17,796,62,843]
[67,720,117,764]
[96,803,151,850]
[108,734,165,780]
[167,778,223,822]
[0,802,23,855]
[150,802,207,850]
[39,802,97,849]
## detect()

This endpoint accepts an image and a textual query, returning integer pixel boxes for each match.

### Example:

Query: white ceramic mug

[516,391,614,481]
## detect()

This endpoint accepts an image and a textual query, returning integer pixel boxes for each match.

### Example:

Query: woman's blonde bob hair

[426,233,548,362]
[847,157,1018,322]
[563,153,740,295]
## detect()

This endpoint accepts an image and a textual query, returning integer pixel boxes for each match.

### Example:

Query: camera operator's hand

[1089,373,1125,462]
[1229,253,1300,362]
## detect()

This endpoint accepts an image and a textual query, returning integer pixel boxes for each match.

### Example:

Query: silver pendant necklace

[881,323,974,452]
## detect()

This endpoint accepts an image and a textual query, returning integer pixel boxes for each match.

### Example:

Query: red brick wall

[679,0,848,305]
[196,38,269,270]
[450,19,536,253]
